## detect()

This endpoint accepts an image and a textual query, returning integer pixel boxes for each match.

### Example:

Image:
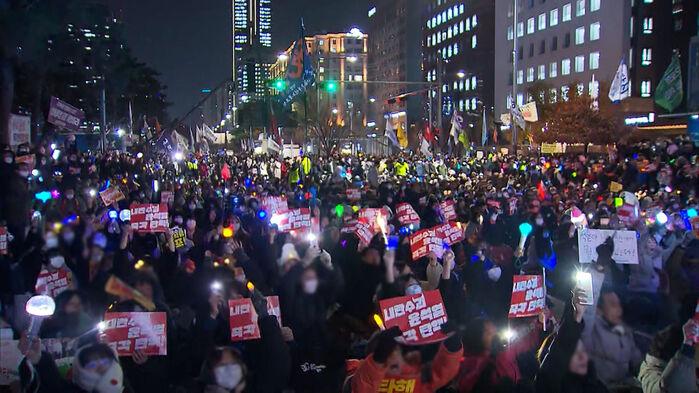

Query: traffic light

[269,78,286,91]
[319,80,338,93]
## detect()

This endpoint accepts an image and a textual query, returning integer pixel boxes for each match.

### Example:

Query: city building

[233,0,272,101]
[368,0,424,128]
[423,0,496,129]
[493,0,697,128]
[270,30,369,130]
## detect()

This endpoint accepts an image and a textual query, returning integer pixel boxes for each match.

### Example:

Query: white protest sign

[577,228,638,264]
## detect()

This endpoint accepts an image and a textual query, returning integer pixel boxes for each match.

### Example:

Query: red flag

[493,127,498,144]
[424,124,434,143]
[537,181,547,201]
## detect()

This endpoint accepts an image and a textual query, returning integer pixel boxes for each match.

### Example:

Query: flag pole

[511,0,518,151]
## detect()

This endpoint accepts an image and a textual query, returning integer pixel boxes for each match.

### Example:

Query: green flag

[654,53,683,112]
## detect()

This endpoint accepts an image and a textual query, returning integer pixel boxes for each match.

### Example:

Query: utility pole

[436,57,443,145]
[100,76,107,153]
[511,0,518,151]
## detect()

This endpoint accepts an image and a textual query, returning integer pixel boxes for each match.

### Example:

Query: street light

[369,97,376,103]
[226,113,232,120]
[220,119,226,126]
[457,71,466,79]
[332,108,339,114]
[347,55,357,63]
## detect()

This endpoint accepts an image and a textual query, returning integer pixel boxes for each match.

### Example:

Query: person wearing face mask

[39,290,95,339]
[199,347,248,393]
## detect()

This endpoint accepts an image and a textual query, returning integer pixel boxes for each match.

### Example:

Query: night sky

[116,0,367,120]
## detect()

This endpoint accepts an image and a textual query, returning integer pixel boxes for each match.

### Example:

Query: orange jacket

[351,344,463,393]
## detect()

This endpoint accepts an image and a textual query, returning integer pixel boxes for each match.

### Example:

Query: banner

[608,59,630,102]
[47,96,85,132]
[396,203,420,226]
[274,208,311,233]
[228,296,281,341]
[8,114,30,146]
[100,186,125,206]
[577,228,638,264]
[379,290,448,345]
[171,227,186,249]
[279,20,315,107]
[439,200,457,222]
[130,204,169,233]
[160,191,174,204]
[0,226,7,255]
[101,312,167,356]
[346,189,361,201]
[409,222,464,260]
[35,268,72,298]
[519,101,539,122]
[508,275,545,318]
[655,53,683,112]
[261,196,289,215]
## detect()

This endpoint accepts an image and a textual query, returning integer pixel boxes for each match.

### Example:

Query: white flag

[201,123,217,143]
[450,111,464,145]
[384,118,399,147]
[608,59,630,102]
[519,101,539,122]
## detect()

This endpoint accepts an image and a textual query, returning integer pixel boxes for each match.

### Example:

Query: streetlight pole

[511,0,518,151]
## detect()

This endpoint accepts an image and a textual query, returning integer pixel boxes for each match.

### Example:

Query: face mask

[3,157,12,164]
[405,283,422,295]
[49,255,65,269]
[66,193,75,200]
[303,279,319,295]
[487,266,502,282]
[46,236,59,249]
[535,218,544,226]
[17,170,29,178]
[74,357,123,393]
[600,218,610,226]
[214,364,243,390]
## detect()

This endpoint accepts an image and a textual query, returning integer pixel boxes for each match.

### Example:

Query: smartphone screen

[387,235,399,250]
[575,272,594,306]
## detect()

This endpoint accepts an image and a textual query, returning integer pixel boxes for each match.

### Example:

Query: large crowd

[0,134,698,393]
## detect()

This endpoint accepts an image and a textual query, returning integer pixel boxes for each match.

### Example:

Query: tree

[291,90,351,157]
[525,81,629,144]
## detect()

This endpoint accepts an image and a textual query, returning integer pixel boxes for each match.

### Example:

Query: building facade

[423,0,495,129]
[368,0,424,127]
[233,0,272,100]
[270,31,370,130]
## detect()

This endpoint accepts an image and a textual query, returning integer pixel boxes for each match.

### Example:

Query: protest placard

[130,204,169,233]
[101,312,167,356]
[261,196,288,215]
[228,296,282,341]
[396,203,420,226]
[577,228,639,264]
[508,275,545,318]
[99,186,125,206]
[359,208,389,234]
[171,227,186,249]
[440,200,457,222]
[346,189,361,201]
[408,222,464,260]
[47,96,85,132]
[0,226,7,255]
[379,290,448,345]
[35,268,72,298]
[273,208,311,233]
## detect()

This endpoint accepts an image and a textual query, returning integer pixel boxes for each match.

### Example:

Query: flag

[201,123,216,143]
[608,59,630,102]
[511,107,526,130]
[140,115,151,139]
[397,122,408,148]
[655,52,684,112]
[493,126,498,144]
[279,19,315,107]
[450,111,464,145]
[420,137,431,157]
[481,107,488,146]
[424,124,434,143]
[519,101,538,122]
[385,117,399,147]
[188,126,194,149]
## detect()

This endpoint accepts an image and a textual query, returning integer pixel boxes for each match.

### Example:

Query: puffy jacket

[638,346,697,393]
[581,316,642,386]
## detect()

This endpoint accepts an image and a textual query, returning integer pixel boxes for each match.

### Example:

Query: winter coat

[638,346,698,393]
[581,315,642,386]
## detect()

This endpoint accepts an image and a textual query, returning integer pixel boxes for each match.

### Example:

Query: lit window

[527,18,535,34]
[472,15,477,27]
[517,70,524,84]
[589,52,600,69]
[459,4,464,14]
[460,21,464,33]
[517,22,524,37]
[589,79,599,97]
[577,83,585,96]
[641,80,652,97]
[517,93,524,106]
[641,48,652,66]
[550,9,559,26]
[590,22,600,40]
[549,62,558,78]
[591,0,600,11]
[538,14,547,30]
[562,58,571,75]
[575,55,585,72]
[448,8,452,19]
[471,76,477,87]
[643,0,653,3]
[527,67,535,82]
[563,3,572,21]
[471,35,477,48]
[575,27,585,44]
[508,26,514,40]
[550,88,558,103]
[448,26,453,38]
[643,17,653,34]
[538,65,546,80]
[576,0,586,16]
[561,85,570,101]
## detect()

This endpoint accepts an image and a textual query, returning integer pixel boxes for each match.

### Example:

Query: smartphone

[575,272,594,306]
[387,235,399,250]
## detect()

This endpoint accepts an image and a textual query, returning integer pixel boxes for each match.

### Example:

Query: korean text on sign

[274,208,311,233]
[440,200,457,222]
[396,203,420,226]
[378,290,448,345]
[261,196,289,215]
[130,204,169,233]
[408,222,464,260]
[378,378,420,393]
[35,268,72,298]
[228,296,282,341]
[101,312,167,356]
[508,275,545,318]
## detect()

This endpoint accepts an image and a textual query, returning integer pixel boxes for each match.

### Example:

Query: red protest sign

[99,186,125,206]
[346,189,361,201]
[35,268,72,298]
[379,290,448,345]
[439,222,465,245]
[359,208,389,234]
[130,204,169,232]
[101,312,167,356]
[340,219,373,245]
[261,196,289,215]
[160,191,174,204]
[508,275,545,318]
[273,208,311,233]
[408,222,464,260]
[0,226,8,255]
[228,296,282,341]
[396,203,420,226]
[440,200,457,222]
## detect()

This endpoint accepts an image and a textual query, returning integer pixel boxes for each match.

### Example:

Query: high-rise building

[270,30,370,130]
[233,0,272,100]
[423,0,496,140]
[368,0,423,127]
[493,0,697,124]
